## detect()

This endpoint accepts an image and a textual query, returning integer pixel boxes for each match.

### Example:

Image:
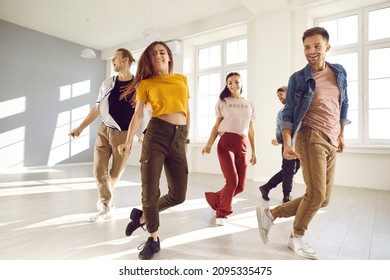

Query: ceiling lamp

[143,0,160,41]
[80,19,96,59]
[143,28,160,41]
[80,48,96,59]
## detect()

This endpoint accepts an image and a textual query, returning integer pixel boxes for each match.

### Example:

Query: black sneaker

[138,237,160,260]
[125,208,145,236]
[259,185,270,201]
[283,195,292,203]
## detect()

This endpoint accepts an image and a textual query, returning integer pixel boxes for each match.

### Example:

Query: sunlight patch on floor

[0,178,140,196]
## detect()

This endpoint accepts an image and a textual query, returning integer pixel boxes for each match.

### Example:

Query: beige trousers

[93,123,129,208]
[273,126,337,235]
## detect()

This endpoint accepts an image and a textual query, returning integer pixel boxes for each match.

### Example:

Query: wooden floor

[1,164,390,260]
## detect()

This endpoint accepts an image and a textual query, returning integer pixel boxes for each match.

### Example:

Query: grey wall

[0,19,105,168]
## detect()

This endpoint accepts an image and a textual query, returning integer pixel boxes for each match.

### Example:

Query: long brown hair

[119,41,174,104]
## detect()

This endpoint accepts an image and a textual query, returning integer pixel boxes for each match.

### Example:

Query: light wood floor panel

[1,164,389,260]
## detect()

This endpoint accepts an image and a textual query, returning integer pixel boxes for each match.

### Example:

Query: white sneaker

[97,200,114,211]
[216,217,227,226]
[89,206,112,222]
[256,207,274,244]
[288,233,319,260]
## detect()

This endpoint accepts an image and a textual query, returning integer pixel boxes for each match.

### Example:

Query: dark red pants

[206,132,248,218]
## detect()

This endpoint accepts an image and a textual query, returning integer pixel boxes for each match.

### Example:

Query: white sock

[267,209,275,221]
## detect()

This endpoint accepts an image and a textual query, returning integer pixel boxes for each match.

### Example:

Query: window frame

[316,2,390,147]
[194,36,247,142]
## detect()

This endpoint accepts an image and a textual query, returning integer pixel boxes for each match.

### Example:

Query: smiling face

[227,74,242,98]
[152,44,171,75]
[303,34,330,71]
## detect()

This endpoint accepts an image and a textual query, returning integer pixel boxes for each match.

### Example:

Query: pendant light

[143,0,160,41]
[80,18,96,59]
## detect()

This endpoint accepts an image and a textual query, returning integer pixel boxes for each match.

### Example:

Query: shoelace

[137,241,148,251]
[137,239,157,251]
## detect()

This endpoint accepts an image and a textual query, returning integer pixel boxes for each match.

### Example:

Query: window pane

[338,15,358,46]
[208,95,219,116]
[198,96,209,117]
[347,81,358,110]
[199,45,221,70]
[369,109,390,139]
[197,116,210,138]
[226,39,247,64]
[369,78,390,109]
[196,72,221,139]
[344,109,358,139]
[369,7,390,41]
[369,48,390,79]
[198,75,209,97]
[319,20,338,46]
[320,15,358,47]
[337,52,358,81]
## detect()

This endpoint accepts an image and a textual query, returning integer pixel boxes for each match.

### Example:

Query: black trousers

[263,146,300,196]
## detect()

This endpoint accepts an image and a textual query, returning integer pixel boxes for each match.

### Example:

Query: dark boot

[282,195,292,203]
[138,237,160,260]
[259,185,270,201]
[125,208,145,236]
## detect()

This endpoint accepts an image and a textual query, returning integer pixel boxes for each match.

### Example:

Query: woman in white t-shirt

[202,72,257,226]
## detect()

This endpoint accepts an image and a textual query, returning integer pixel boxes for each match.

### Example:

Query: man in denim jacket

[256,27,350,259]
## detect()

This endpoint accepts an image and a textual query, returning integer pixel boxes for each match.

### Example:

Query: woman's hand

[201,145,212,155]
[118,143,132,156]
[250,153,257,165]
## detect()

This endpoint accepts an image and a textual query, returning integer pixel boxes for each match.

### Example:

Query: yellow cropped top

[136,74,190,117]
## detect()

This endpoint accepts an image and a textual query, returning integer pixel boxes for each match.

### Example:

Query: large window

[317,3,390,145]
[195,37,247,140]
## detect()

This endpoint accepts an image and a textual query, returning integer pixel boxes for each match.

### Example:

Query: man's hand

[68,128,82,138]
[283,145,300,160]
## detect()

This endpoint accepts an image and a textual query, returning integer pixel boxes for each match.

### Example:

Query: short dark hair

[302,27,329,43]
[277,86,287,92]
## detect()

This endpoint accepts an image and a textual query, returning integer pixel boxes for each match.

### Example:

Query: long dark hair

[219,72,242,101]
[120,41,174,104]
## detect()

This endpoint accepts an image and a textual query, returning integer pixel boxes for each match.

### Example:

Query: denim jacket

[280,62,350,142]
[275,108,284,144]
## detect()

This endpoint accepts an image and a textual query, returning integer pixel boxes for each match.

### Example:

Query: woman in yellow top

[118,41,190,260]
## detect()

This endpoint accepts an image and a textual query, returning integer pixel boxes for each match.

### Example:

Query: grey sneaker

[89,206,112,222]
[288,233,319,260]
[256,207,274,244]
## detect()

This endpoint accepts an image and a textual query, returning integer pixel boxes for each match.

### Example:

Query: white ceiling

[0,0,385,51]
[0,0,292,50]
